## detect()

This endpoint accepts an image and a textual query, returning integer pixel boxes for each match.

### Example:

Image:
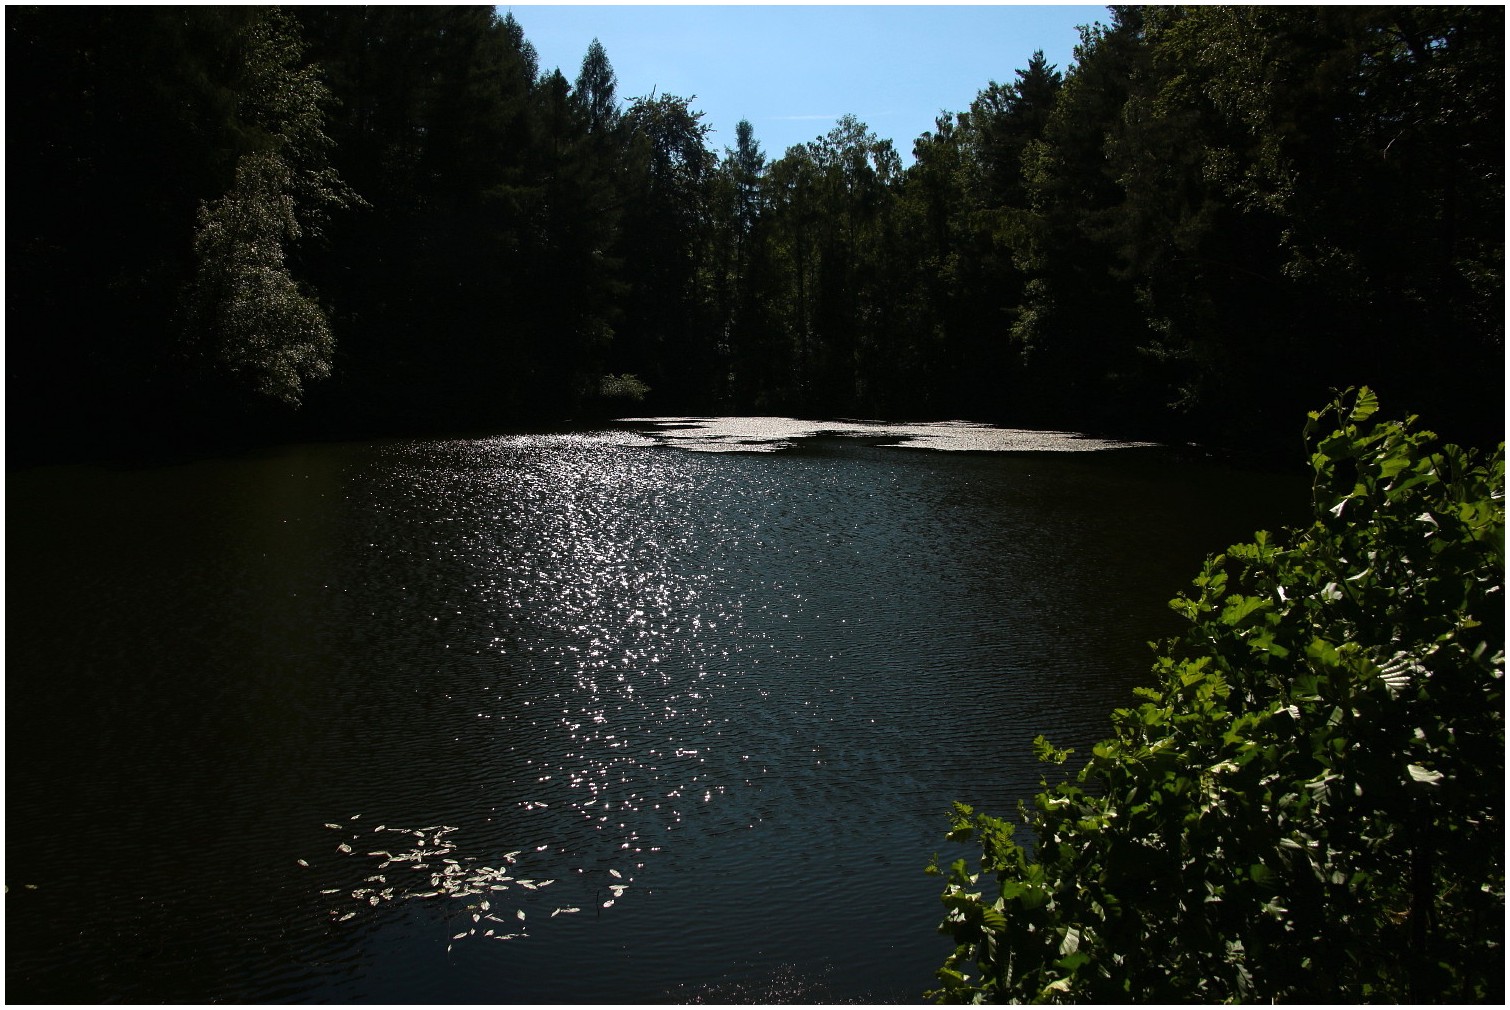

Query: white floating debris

[453,931,468,941]
[297,859,310,868]
[602,899,615,909]
[609,869,622,879]
[337,843,353,854]
[516,910,526,921]
[338,911,356,922]
[324,823,342,830]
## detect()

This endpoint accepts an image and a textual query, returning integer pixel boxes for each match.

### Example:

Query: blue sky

[502,5,1110,163]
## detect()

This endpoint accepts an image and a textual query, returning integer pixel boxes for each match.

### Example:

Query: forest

[7,6,1504,464]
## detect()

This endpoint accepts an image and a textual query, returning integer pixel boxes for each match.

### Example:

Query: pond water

[6,418,1305,1003]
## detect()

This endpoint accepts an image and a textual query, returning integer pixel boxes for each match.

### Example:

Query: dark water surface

[6,421,1304,1003]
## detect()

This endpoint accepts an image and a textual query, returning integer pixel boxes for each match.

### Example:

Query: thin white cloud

[768,114,841,121]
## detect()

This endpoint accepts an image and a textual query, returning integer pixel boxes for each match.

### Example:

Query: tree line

[8,6,1502,462]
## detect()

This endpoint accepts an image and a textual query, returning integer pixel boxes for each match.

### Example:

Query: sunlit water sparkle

[6,419,1301,1003]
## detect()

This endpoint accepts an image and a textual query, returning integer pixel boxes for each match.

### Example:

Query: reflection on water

[616,416,1156,453]
[5,421,1303,1003]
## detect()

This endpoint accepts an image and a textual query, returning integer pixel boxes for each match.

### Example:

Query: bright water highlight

[6,421,1301,1002]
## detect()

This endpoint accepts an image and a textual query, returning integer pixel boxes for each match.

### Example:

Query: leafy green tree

[178,7,360,410]
[8,6,358,453]
[612,92,720,408]
[930,389,1504,1003]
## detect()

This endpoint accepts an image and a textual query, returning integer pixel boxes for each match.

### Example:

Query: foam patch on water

[616,416,1154,453]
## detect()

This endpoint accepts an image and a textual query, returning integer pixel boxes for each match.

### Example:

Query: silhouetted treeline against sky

[8,6,1503,463]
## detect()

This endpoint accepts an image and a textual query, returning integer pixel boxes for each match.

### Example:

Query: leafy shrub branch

[930,388,1504,1003]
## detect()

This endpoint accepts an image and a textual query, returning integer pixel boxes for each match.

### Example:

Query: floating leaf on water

[537,879,556,887]
[518,881,537,890]
[337,843,353,854]
[375,825,386,832]
[485,929,495,937]
[369,896,380,906]
[602,899,615,908]
[490,885,510,891]
[320,888,340,895]
[609,869,622,879]
[480,900,490,911]
[338,912,356,922]
[324,823,342,830]
[453,931,468,941]
[485,913,505,923]
[473,913,481,923]
[351,814,361,820]
[297,859,310,867]
[415,891,439,899]
[516,910,526,921]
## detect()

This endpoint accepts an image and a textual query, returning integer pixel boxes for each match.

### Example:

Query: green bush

[599,372,651,402]
[929,389,1504,1003]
